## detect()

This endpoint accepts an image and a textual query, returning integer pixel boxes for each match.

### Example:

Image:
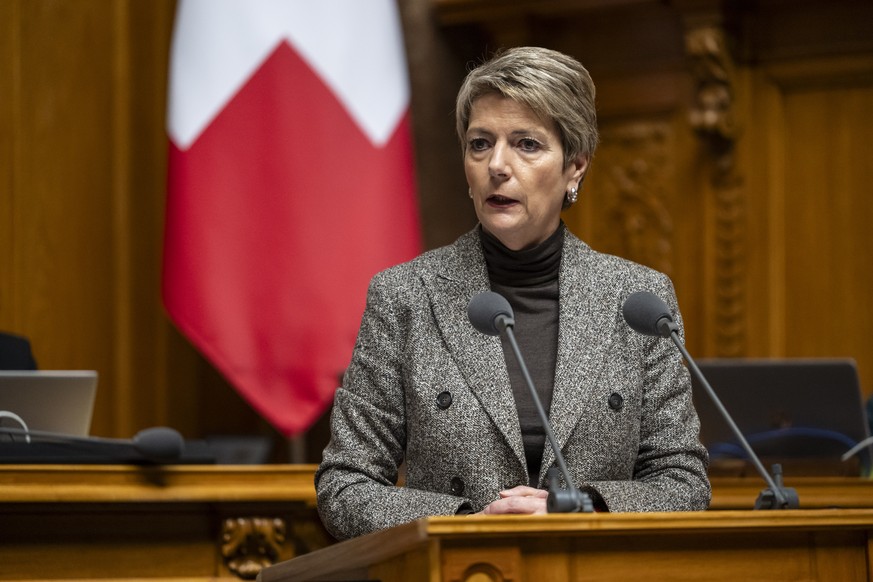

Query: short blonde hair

[455,46,598,167]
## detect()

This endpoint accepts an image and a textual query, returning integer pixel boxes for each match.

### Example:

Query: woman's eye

[518,138,541,152]
[468,138,489,151]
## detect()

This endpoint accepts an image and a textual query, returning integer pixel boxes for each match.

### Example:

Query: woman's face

[464,93,588,251]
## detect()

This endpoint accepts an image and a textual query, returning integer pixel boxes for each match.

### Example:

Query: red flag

[163,0,420,436]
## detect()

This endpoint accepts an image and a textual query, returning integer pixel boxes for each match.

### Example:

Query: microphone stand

[499,320,594,513]
[661,321,799,509]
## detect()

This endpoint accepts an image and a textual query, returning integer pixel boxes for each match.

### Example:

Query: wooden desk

[0,464,331,581]
[260,510,873,582]
[711,476,873,510]
[2,464,871,580]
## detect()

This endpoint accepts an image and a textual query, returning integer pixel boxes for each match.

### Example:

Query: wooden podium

[259,510,873,582]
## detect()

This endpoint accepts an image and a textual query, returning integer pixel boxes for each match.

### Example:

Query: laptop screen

[0,370,97,437]
[691,358,870,472]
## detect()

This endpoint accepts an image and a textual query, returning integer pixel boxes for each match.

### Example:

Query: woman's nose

[488,143,510,179]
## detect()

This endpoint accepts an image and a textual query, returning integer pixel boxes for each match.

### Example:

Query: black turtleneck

[480,224,563,486]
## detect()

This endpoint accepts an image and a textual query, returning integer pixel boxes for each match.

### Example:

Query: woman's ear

[568,153,589,190]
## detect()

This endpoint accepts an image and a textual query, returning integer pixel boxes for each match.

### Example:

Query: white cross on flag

[163,0,420,436]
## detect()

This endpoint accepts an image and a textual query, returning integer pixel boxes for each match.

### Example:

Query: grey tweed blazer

[316,226,710,540]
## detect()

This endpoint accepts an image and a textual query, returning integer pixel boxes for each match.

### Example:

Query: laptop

[691,358,871,475]
[0,370,98,437]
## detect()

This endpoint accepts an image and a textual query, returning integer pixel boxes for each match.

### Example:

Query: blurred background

[1,0,871,463]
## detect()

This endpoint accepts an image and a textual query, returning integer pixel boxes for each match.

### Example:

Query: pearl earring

[567,186,579,205]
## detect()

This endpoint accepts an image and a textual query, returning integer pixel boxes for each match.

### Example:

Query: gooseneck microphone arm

[0,425,185,462]
[671,335,796,508]
[468,291,593,513]
[622,291,799,510]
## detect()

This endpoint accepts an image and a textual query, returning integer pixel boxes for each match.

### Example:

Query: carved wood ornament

[685,21,746,356]
[599,121,675,278]
[221,516,287,580]
[443,546,522,582]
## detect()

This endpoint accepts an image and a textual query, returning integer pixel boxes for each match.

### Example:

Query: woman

[315,46,710,540]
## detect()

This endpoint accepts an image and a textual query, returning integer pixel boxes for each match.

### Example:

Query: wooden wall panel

[736,54,873,397]
[768,59,873,394]
[783,83,873,353]
[740,63,784,360]
[0,1,15,325]
[14,1,117,376]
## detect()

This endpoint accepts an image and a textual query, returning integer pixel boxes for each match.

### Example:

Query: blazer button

[450,476,465,495]
[608,392,624,411]
[436,391,453,410]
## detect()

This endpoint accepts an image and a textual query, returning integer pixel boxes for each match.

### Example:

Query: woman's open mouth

[486,194,518,208]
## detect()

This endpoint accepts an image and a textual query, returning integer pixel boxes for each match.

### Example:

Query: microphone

[622,291,679,338]
[468,291,594,513]
[0,425,185,462]
[622,291,799,510]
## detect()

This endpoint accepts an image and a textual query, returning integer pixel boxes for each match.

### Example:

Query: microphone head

[132,426,184,461]
[622,291,674,338]
[468,291,515,336]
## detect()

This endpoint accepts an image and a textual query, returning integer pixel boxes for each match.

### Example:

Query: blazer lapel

[539,232,614,485]
[422,229,526,473]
